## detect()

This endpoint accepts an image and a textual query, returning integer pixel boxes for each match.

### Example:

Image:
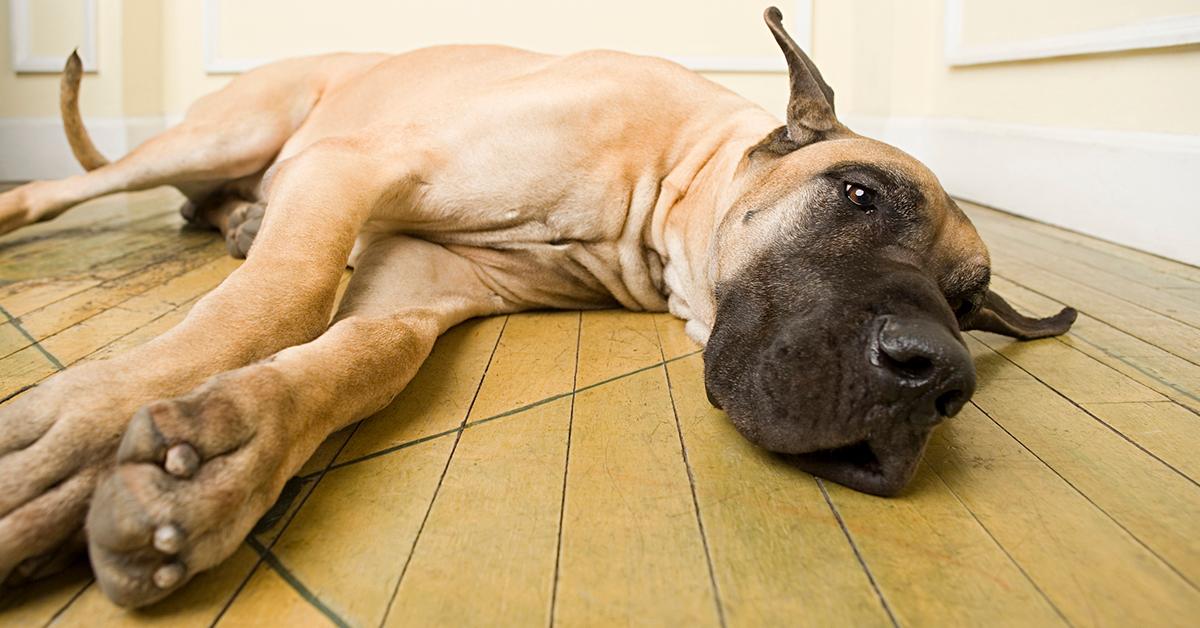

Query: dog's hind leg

[0,54,325,236]
[86,234,507,606]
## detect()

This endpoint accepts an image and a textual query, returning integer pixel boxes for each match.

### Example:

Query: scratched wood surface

[0,188,1198,627]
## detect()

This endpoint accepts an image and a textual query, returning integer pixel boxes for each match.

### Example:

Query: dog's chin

[725,405,927,497]
[783,430,930,497]
[711,365,928,497]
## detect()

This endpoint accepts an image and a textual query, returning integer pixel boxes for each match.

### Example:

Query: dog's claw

[164,444,198,478]
[153,563,185,589]
[117,407,166,463]
[153,525,183,554]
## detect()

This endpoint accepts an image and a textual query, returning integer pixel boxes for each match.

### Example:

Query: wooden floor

[0,187,1198,627]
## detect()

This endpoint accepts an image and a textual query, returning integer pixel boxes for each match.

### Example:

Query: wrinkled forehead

[784,137,945,193]
[721,136,991,294]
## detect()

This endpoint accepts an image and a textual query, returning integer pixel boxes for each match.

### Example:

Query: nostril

[935,389,966,417]
[877,349,935,381]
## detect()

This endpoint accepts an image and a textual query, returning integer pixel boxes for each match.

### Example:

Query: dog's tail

[60,50,109,171]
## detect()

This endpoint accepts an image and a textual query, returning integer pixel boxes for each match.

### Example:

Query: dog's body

[0,9,1073,608]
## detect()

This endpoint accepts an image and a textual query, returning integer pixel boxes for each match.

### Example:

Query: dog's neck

[650,107,779,345]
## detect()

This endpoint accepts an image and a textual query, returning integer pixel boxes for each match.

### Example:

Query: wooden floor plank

[971,330,1166,404]
[653,312,701,360]
[666,353,893,627]
[576,309,661,388]
[0,278,101,319]
[1080,401,1200,483]
[969,323,1200,484]
[986,275,1200,412]
[991,257,1200,365]
[215,562,337,628]
[964,203,1200,284]
[255,311,572,626]
[386,398,571,627]
[985,234,1200,328]
[927,404,1200,626]
[972,375,1200,585]
[0,565,90,627]
[0,212,196,284]
[38,256,239,366]
[969,205,1200,290]
[0,344,60,399]
[250,437,456,627]
[0,322,30,359]
[555,313,717,626]
[51,546,260,628]
[0,189,183,248]
[335,316,505,463]
[1166,286,1200,305]
[0,255,235,398]
[466,311,578,420]
[825,464,1065,626]
[555,367,720,627]
[3,240,226,357]
[83,297,202,362]
[86,231,219,283]
[0,211,172,272]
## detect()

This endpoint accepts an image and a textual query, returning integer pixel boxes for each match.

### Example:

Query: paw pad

[164,444,199,478]
[153,563,185,589]
[225,203,264,259]
[152,524,183,554]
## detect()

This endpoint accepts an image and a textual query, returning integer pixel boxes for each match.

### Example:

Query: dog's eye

[843,182,876,210]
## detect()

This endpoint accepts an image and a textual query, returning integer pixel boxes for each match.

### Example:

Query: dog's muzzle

[785,314,975,496]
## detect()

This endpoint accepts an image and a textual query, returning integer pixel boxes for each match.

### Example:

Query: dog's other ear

[960,290,1077,340]
[755,6,840,155]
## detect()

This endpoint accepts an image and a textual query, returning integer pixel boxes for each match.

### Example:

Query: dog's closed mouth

[790,440,882,476]
[782,439,918,496]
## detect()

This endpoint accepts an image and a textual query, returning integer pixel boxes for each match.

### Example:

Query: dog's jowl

[0,7,1074,606]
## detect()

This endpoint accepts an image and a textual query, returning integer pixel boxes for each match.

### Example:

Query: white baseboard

[845,115,1200,267]
[0,117,167,181]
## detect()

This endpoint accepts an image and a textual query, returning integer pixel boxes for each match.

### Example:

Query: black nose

[871,315,976,422]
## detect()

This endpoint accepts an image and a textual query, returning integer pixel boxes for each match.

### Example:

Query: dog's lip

[785,438,913,497]
[789,439,882,474]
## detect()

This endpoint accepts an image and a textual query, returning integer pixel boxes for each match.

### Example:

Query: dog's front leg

[85,233,506,606]
[0,138,426,593]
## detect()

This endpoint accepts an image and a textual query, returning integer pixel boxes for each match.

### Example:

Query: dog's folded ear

[959,289,1077,340]
[753,6,843,155]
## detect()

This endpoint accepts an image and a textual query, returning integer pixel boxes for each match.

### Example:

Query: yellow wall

[1,0,1197,132]
[2,0,117,117]
[813,0,1200,134]
[0,0,793,120]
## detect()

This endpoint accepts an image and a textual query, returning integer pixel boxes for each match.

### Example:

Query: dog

[0,7,1075,607]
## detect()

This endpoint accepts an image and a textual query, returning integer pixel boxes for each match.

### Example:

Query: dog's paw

[86,368,295,607]
[0,364,138,586]
[178,197,208,228]
[224,202,264,259]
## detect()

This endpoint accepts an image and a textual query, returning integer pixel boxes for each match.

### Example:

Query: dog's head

[702,7,1076,496]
